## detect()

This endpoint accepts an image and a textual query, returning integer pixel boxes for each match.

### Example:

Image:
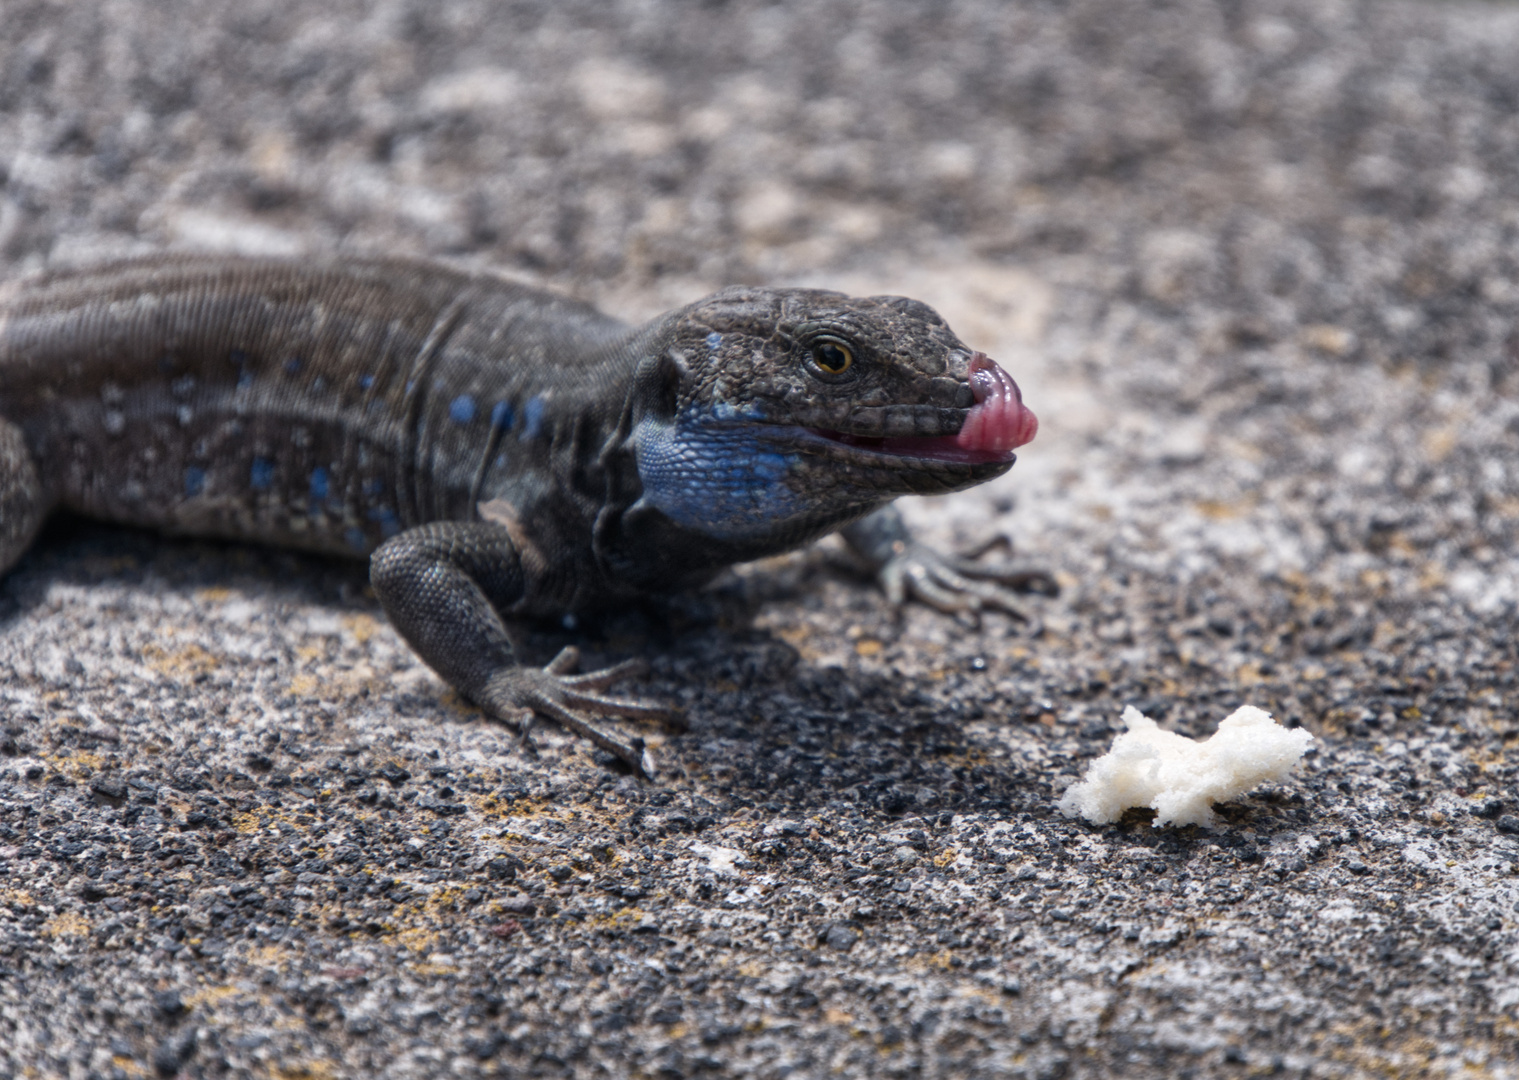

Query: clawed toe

[482,652,675,780]
[531,693,655,778]
[563,657,649,691]
[949,559,1060,597]
[877,539,1055,625]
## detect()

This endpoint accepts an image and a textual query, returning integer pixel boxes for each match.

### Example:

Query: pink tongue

[955,352,1038,453]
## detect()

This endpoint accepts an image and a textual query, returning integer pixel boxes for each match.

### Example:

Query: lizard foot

[951,534,1060,595]
[879,540,1058,623]
[482,646,682,779]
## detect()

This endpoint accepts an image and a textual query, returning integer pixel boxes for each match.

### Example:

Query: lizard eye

[809,340,854,377]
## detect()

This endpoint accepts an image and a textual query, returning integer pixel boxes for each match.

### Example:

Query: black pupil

[817,343,849,371]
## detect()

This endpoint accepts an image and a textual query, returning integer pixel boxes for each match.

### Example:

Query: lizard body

[0,255,1044,774]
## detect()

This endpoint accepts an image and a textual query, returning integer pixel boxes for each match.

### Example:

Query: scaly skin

[0,255,1051,776]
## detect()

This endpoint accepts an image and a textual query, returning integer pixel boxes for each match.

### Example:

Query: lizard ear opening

[638,348,688,422]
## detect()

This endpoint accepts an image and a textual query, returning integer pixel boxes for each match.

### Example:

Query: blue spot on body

[229,349,248,367]
[405,380,416,394]
[490,401,513,429]
[520,396,545,440]
[449,394,476,424]
[236,370,254,390]
[283,357,302,375]
[706,332,722,350]
[365,478,385,498]
[309,467,329,501]
[345,527,368,552]
[358,374,374,390]
[250,457,275,491]
[184,467,206,498]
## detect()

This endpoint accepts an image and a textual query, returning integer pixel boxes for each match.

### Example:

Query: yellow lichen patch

[42,749,108,779]
[230,811,267,835]
[307,664,386,703]
[411,962,459,977]
[581,906,645,934]
[243,944,293,969]
[2,890,35,910]
[1193,498,1254,521]
[295,644,326,663]
[1488,496,1519,521]
[286,673,321,698]
[957,986,1005,1007]
[195,587,234,603]
[926,949,957,971]
[854,639,883,657]
[421,884,473,916]
[42,911,92,938]
[111,1056,150,1078]
[1422,427,1460,463]
[1218,436,1264,462]
[1359,569,1389,593]
[1301,323,1357,356]
[1234,662,1267,686]
[464,791,563,823]
[269,1060,339,1080]
[1467,746,1517,775]
[384,925,440,954]
[932,848,960,869]
[824,1008,854,1026]
[770,623,821,660]
[1319,1018,1447,1080]
[342,613,381,644]
[141,642,221,680]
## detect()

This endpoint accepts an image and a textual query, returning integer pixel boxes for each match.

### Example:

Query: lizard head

[628,287,1038,544]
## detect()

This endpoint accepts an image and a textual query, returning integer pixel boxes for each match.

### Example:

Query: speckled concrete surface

[3,1,1519,1077]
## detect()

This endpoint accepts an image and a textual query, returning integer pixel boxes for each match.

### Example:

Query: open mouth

[809,352,1038,465]
[808,430,1016,465]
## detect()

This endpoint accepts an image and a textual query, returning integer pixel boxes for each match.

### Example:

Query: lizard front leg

[840,506,1058,619]
[370,522,671,777]
[0,419,47,576]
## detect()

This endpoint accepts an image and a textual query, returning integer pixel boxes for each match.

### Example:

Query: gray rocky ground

[2,0,1519,1076]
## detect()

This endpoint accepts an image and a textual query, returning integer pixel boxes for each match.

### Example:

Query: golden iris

[812,341,853,375]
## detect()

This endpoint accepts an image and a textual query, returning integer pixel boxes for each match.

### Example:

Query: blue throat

[633,408,809,543]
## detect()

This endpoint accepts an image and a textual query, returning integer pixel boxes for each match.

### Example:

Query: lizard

[0,255,1048,777]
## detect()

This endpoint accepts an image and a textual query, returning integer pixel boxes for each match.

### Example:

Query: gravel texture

[3,1,1519,1077]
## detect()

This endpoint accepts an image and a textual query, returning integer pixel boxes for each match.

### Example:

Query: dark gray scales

[0,255,1052,775]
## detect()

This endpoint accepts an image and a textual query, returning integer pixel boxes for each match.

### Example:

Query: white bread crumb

[1058,705,1314,829]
